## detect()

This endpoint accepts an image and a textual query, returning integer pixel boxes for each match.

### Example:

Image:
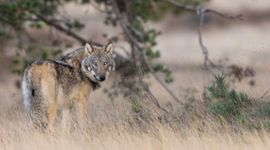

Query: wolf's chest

[56,80,92,108]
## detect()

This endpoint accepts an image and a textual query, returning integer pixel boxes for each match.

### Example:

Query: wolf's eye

[93,61,97,67]
[103,62,107,66]
[87,66,91,71]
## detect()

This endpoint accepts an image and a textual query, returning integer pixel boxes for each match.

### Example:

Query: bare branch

[197,8,216,70]
[167,0,243,20]
[260,88,270,100]
[148,66,184,105]
[167,0,198,12]
[166,0,243,100]
[167,0,242,70]
[204,9,243,20]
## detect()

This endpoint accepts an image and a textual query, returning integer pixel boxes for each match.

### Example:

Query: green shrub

[207,74,250,121]
[131,97,143,114]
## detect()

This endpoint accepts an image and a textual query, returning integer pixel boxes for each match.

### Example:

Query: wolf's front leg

[61,108,72,131]
[76,99,87,129]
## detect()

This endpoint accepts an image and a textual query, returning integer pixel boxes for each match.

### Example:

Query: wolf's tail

[22,65,47,128]
[22,66,32,112]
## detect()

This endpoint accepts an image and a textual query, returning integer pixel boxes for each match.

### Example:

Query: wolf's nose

[99,75,105,81]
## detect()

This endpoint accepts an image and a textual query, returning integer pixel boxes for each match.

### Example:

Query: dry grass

[0,65,270,150]
[0,91,270,150]
[1,114,270,150]
[1,1,270,149]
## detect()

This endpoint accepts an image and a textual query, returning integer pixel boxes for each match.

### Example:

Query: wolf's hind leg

[40,72,58,132]
[30,104,47,130]
[47,104,57,132]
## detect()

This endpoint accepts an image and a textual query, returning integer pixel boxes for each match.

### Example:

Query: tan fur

[22,43,114,131]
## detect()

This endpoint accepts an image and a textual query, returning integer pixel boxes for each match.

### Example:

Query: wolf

[21,42,115,130]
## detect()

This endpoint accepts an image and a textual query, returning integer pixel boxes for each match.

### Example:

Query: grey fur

[21,43,114,130]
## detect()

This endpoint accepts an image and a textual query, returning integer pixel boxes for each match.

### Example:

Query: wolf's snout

[94,75,106,81]
[98,75,106,81]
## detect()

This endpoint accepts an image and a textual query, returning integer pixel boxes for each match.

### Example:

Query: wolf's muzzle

[94,75,106,82]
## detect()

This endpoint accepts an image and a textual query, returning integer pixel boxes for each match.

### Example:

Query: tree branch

[111,0,183,110]
[167,0,243,20]
[167,0,242,70]
[30,12,128,62]
[33,13,102,46]
[260,88,270,100]
[167,0,243,100]
[111,0,170,113]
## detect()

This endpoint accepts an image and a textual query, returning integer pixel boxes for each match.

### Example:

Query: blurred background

[0,0,270,133]
[1,0,270,149]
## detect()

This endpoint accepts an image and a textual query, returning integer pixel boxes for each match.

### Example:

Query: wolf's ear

[85,43,93,55]
[104,42,113,55]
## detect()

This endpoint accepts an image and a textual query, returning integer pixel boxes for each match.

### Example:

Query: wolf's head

[81,42,115,82]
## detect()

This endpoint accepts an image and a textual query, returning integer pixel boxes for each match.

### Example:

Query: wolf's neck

[60,48,87,69]
[89,79,100,90]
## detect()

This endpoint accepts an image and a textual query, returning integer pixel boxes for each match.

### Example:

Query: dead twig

[167,0,242,70]
[196,7,217,71]
[167,0,243,20]
[166,0,243,69]
[142,54,184,105]
[260,89,270,100]
[167,0,243,100]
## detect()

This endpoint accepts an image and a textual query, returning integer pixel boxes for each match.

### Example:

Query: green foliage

[152,64,173,83]
[11,44,62,75]
[207,74,250,121]
[101,0,205,84]
[127,17,173,82]
[126,0,206,21]
[131,97,143,114]
[122,0,208,83]
[204,74,270,130]
[0,0,85,36]
[64,20,85,30]
[0,0,43,29]
[0,0,87,75]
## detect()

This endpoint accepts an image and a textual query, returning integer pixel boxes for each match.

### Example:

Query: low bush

[207,74,250,123]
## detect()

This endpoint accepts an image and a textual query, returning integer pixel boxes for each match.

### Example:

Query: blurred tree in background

[0,0,207,114]
[2,1,266,129]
